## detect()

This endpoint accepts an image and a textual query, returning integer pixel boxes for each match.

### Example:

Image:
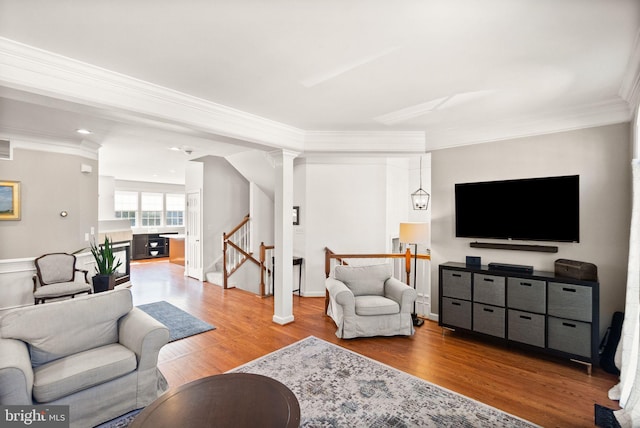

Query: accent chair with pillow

[0,288,170,428]
[326,263,417,339]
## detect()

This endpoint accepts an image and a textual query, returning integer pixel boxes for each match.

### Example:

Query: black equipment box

[488,262,533,274]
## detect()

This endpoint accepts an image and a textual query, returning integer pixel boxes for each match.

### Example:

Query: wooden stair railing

[324,247,431,315]
[225,240,260,275]
[222,214,257,289]
[259,242,275,297]
[222,215,274,295]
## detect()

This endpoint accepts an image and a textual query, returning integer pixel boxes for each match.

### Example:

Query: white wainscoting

[0,257,37,311]
[0,252,97,314]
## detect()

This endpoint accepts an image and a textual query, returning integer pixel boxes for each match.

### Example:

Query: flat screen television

[455,175,579,242]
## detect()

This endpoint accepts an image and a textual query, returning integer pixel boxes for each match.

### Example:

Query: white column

[269,149,299,325]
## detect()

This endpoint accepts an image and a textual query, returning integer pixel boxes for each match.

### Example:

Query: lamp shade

[399,222,429,244]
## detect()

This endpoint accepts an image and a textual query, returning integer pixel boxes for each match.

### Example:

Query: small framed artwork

[0,180,21,221]
[293,206,300,225]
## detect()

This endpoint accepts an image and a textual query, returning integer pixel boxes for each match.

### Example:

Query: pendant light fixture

[411,157,430,210]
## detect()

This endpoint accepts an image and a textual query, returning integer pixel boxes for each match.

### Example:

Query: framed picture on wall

[0,180,21,221]
[293,206,300,225]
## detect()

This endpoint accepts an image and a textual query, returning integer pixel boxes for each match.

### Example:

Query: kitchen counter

[160,234,186,239]
[161,234,185,265]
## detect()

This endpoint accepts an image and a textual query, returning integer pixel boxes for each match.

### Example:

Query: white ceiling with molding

[0,0,638,184]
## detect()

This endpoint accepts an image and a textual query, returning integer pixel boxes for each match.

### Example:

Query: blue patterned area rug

[229,336,539,427]
[94,409,142,428]
[137,301,215,342]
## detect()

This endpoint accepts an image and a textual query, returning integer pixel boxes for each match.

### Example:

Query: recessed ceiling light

[169,146,193,155]
[76,128,92,135]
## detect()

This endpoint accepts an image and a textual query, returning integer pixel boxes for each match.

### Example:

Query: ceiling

[0,0,638,184]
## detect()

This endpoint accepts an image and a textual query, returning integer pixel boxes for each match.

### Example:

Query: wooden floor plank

[129,260,620,427]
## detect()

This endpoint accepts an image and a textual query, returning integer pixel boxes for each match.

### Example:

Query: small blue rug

[137,301,215,342]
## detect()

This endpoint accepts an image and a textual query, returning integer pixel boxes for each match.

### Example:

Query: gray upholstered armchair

[0,288,169,428]
[326,264,417,339]
[32,253,92,304]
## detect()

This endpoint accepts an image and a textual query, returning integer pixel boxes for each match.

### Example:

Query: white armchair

[0,288,169,428]
[326,264,417,339]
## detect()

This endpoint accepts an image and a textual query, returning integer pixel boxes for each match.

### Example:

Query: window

[141,193,163,226]
[166,193,185,226]
[114,191,138,226]
[114,190,186,228]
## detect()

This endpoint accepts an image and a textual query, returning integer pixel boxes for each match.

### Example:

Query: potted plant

[90,236,122,293]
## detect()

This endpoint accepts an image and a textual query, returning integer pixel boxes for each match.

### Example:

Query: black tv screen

[455,175,579,242]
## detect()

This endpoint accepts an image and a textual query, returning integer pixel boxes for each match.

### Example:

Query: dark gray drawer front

[473,303,505,338]
[508,309,545,348]
[507,277,546,313]
[442,270,471,300]
[548,316,591,358]
[473,274,505,306]
[548,282,592,322]
[442,297,471,330]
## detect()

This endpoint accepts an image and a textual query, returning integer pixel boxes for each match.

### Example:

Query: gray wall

[431,123,632,338]
[0,148,98,259]
[201,156,250,275]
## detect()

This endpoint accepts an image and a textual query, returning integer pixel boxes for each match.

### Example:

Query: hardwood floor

[129,259,620,427]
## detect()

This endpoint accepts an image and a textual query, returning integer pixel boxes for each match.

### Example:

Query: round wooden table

[129,373,300,428]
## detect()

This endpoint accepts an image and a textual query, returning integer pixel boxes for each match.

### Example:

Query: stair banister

[259,242,275,297]
[222,214,273,294]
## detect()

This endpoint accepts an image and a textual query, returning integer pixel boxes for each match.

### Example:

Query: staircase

[221,214,274,296]
[205,256,225,286]
[222,214,252,289]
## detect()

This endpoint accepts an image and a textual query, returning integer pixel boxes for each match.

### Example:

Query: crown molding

[0,37,305,151]
[265,148,301,168]
[0,38,420,155]
[299,155,413,166]
[620,29,640,114]
[0,37,635,157]
[425,98,632,150]
[2,133,99,160]
[304,131,426,153]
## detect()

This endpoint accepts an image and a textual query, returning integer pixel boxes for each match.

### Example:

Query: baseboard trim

[300,291,325,298]
[272,314,295,325]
